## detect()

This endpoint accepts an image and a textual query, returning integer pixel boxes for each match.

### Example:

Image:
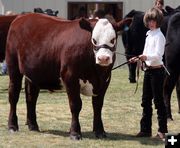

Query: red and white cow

[6,13,131,140]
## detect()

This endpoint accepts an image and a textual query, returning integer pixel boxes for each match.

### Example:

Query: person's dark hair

[155,0,164,6]
[143,7,164,28]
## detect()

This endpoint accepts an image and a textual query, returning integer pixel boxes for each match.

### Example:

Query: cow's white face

[92,19,116,66]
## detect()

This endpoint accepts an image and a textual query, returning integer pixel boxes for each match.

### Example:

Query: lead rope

[112,56,141,93]
[112,53,149,94]
[134,60,149,94]
[134,60,141,94]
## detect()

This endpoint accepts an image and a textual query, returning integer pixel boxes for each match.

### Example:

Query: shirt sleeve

[146,34,165,63]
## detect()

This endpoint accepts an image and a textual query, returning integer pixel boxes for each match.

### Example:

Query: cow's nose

[98,56,110,63]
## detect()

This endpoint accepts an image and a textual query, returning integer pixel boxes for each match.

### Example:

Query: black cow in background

[121,10,148,83]
[164,12,180,120]
[121,6,180,120]
[34,8,59,16]
[122,6,180,83]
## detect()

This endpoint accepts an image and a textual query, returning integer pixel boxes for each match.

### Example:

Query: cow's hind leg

[163,74,178,121]
[176,76,180,113]
[25,78,40,131]
[128,63,137,83]
[8,71,23,132]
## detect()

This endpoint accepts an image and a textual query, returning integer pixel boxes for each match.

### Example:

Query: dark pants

[140,68,168,133]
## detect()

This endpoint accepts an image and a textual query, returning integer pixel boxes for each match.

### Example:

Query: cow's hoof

[129,78,136,83]
[28,124,39,132]
[129,79,136,83]
[70,134,82,140]
[167,117,173,122]
[95,131,107,139]
[8,126,19,133]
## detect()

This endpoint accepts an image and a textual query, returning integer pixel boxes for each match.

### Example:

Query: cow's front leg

[25,78,40,131]
[92,75,111,138]
[68,92,82,140]
[92,76,111,139]
[92,94,106,138]
[64,78,82,140]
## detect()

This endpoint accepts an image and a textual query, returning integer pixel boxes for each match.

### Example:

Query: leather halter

[93,44,116,52]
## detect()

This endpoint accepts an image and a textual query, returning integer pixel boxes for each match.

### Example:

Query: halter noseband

[93,44,116,52]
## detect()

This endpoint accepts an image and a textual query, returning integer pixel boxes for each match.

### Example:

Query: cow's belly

[25,71,96,96]
[22,60,62,89]
[24,72,62,90]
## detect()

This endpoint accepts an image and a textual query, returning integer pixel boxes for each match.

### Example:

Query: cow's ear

[165,6,174,14]
[113,18,132,32]
[79,18,93,33]
[55,10,59,16]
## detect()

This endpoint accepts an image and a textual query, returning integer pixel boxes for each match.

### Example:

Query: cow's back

[6,13,94,89]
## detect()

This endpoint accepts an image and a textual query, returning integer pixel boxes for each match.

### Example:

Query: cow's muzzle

[94,44,116,66]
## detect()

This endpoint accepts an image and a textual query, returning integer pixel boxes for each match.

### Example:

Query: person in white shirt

[130,7,167,140]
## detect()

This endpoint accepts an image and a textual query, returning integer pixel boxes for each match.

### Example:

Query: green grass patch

[0,68,179,148]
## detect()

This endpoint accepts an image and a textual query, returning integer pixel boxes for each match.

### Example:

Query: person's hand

[129,57,139,63]
[138,55,147,61]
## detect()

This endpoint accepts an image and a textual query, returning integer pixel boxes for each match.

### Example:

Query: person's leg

[137,71,153,136]
[152,69,168,137]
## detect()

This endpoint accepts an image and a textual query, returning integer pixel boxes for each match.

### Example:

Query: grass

[0,68,180,148]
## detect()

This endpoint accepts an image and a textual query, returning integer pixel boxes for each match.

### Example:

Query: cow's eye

[110,38,116,44]
[92,38,97,45]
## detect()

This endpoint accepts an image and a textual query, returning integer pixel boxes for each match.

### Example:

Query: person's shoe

[154,132,165,141]
[136,131,152,137]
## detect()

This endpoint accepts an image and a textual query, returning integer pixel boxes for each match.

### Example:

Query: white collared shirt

[143,28,165,66]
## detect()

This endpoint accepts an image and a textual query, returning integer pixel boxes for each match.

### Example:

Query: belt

[147,65,163,69]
